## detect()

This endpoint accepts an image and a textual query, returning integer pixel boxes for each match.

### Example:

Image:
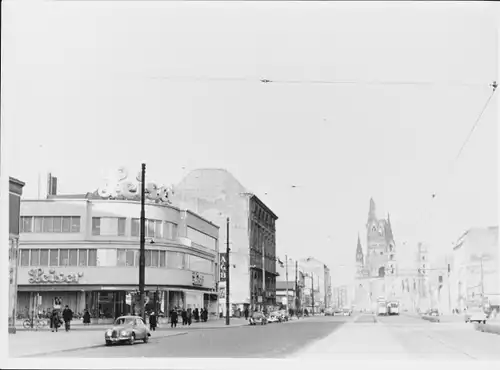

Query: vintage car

[465,307,487,324]
[104,316,151,345]
[277,310,289,321]
[249,311,268,326]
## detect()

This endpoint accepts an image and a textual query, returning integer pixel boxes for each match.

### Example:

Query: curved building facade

[17,195,219,322]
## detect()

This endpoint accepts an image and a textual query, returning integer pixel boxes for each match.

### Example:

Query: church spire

[385,212,394,242]
[355,233,364,264]
[367,197,377,227]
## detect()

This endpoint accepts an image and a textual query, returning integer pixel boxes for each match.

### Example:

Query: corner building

[17,195,219,322]
[173,169,278,314]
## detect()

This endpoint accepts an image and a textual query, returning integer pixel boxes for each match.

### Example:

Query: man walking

[62,305,73,332]
[170,308,178,328]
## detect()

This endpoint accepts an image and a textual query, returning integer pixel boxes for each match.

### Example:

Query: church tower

[365,198,387,278]
[355,233,364,277]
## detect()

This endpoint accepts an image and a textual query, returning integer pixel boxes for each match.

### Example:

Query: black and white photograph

[1,0,500,368]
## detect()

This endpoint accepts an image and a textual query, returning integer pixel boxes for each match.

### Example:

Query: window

[40,250,49,266]
[145,250,152,267]
[118,218,126,236]
[160,251,166,268]
[30,249,40,266]
[131,218,140,237]
[117,250,126,266]
[20,250,30,266]
[49,249,59,266]
[187,227,217,250]
[126,250,135,267]
[88,249,97,266]
[79,249,88,266]
[189,255,213,274]
[97,249,117,267]
[59,249,69,266]
[69,250,78,266]
[147,220,155,238]
[62,217,71,232]
[53,217,62,232]
[92,218,101,235]
[163,222,177,240]
[21,217,33,233]
[151,250,159,267]
[155,220,163,239]
[167,251,185,269]
[71,217,80,232]
[34,217,43,233]
[43,217,54,232]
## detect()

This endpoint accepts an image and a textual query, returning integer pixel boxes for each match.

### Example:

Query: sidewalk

[15,318,248,332]
[476,316,500,335]
[8,329,186,358]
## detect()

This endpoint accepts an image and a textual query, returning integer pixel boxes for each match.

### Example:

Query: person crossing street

[62,305,73,332]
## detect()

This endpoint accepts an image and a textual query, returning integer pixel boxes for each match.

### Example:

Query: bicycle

[23,317,49,330]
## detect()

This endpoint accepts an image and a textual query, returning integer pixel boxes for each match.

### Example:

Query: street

[20,314,500,360]
[33,316,346,358]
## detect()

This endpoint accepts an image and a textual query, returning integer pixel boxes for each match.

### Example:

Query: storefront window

[40,250,49,266]
[79,249,88,266]
[49,249,59,266]
[88,249,97,266]
[31,249,40,266]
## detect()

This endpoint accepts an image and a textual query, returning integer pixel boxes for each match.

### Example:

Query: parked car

[249,312,268,326]
[427,309,440,317]
[268,313,282,323]
[277,310,289,321]
[465,307,487,324]
[104,316,151,346]
[343,309,352,316]
[324,308,334,316]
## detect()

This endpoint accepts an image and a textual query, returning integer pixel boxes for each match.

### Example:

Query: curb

[18,331,188,358]
[475,322,500,336]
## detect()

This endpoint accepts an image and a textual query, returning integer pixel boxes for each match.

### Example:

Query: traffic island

[475,322,500,336]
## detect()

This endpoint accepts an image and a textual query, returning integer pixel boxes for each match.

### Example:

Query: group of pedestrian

[181,308,192,326]
[49,305,74,333]
[168,307,209,328]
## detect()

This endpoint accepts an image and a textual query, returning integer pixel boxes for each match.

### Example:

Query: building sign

[94,166,174,204]
[192,272,204,286]
[219,253,227,282]
[28,268,84,284]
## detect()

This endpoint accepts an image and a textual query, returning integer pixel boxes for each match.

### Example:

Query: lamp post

[225,217,230,325]
[138,162,146,321]
[285,255,289,312]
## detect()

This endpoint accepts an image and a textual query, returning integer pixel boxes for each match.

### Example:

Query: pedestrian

[181,308,187,326]
[187,308,192,326]
[62,305,73,332]
[170,308,178,328]
[50,309,61,332]
[83,309,91,325]
[194,308,199,322]
[244,307,249,320]
[203,308,208,322]
[149,311,157,331]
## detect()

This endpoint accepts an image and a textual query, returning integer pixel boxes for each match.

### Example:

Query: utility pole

[262,238,266,314]
[225,217,230,325]
[285,255,289,312]
[447,262,452,314]
[480,255,485,301]
[295,260,299,316]
[139,162,146,321]
[311,272,315,316]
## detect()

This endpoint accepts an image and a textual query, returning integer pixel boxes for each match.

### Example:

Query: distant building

[9,177,25,333]
[451,227,499,311]
[298,257,332,311]
[172,169,279,314]
[354,198,399,311]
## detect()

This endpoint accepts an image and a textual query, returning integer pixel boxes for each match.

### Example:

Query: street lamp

[138,162,146,321]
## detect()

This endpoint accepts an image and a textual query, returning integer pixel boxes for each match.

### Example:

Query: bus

[388,301,400,316]
[377,298,388,316]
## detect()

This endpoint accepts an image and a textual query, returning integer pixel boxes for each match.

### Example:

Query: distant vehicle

[333,309,343,316]
[388,301,400,316]
[465,307,487,324]
[249,311,268,326]
[377,299,388,316]
[267,312,282,323]
[324,308,334,316]
[277,310,289,321]
[104,316,150,346]
[342,308,352,316]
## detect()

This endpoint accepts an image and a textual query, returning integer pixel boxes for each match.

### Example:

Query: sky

[4,1,499,287]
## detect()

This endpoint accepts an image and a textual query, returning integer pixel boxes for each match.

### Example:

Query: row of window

[186,227,217,251]
[21,216,81,233]
[19,248,214,274]
[130,218,177,240]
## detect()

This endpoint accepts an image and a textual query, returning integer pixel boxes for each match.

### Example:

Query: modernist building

[451,227,499,311]
[9,177,25,333]
[172,168,279,314]
[17,185,220,322]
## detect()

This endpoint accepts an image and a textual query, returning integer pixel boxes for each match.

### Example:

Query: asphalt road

[43,316,347,358]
